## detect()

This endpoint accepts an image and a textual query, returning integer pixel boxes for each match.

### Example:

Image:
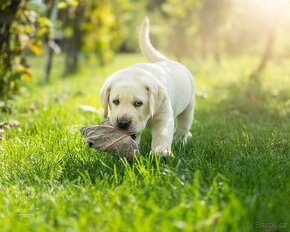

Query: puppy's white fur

[100,17,195,155]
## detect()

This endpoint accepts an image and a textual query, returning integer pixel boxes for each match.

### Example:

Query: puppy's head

[100,69,167,135]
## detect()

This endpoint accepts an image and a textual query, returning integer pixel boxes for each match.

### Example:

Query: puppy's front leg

[150,109,174,156]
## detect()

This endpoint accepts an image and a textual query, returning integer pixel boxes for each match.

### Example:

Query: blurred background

[1,0,290,97]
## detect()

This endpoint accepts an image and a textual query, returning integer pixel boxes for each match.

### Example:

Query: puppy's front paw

[153,147,174,158]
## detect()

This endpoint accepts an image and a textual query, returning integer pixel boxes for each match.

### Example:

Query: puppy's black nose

[117,119,131,130]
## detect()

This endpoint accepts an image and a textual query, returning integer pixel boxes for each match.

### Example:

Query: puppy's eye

[113,99,120,105]
[133,101,143,107]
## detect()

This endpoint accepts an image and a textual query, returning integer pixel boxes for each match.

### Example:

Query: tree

[249,26,275,81]
[43,0,60,83]
[81,0,129,66]
[199,0,232,61]
[0,0,24,97]
[249,1,279,81]
[0,0,49,97]
[162,0,202,59]
[60,0,84,76]
[58,0,131,76]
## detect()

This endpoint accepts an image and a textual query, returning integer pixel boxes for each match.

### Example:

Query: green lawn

[0,54,289,232]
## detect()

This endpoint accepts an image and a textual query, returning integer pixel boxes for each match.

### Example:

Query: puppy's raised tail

[139,17,168,63]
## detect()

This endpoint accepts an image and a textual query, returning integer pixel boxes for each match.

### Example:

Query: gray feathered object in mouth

[80,118,139,161]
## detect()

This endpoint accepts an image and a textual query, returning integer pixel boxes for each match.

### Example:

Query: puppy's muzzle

[117,118,131,130]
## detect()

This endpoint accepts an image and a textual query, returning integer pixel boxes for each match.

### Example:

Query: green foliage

[155,0,290,59]
[0,0,25,97]
[161,0,202,58]
[0,54,289,231]
[2,0,290,97]
[159,0,240,58]
[81,0,137,65]
[82,0,122,65]
[0,0,49,97]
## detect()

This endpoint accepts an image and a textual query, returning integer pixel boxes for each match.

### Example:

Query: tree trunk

[43,0,59,83]
[43,44,54,83]
[62,4,84,77]
[249,27,275,81]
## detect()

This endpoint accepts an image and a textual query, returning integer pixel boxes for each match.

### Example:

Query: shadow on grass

[189,76,289,222]
[58,76,289,187]
[43,75,289,224]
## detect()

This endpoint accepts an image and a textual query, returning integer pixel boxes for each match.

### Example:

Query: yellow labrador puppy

[100,17,195,156]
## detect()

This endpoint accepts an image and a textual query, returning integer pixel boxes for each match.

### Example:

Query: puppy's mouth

[114,126,137,140]
[131,134,136,140]
[110,120,139,140]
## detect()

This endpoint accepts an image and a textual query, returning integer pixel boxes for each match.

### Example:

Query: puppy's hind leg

[174,98,195,144]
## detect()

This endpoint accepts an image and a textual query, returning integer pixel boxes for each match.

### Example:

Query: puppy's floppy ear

[100,81,111,118]
[146,83,167,118]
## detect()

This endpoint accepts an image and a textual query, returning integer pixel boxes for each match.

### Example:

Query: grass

[0,54,289,232]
